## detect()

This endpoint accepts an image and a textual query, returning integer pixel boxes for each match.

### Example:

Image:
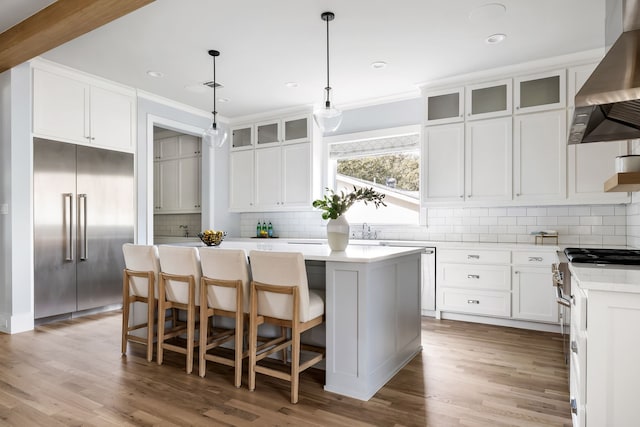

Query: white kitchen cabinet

[465,117,512,202]
[423,123,465,202]
[513,110,567,202]
[229,150,255,211]
[255,114,311,147]
[437,248,511,318]
[570,273,640,427]
[568,141,630,203]
[255,142,312,209]
[512,266,558,323]
[154,135,202,214]
[229,112,317,212]
[514,69,566,114]
[465,78,512,121]
[33,67,135,152]
[231,125,253,150]
[424,87,464,125]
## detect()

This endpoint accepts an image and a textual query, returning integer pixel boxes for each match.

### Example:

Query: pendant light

[203,49,228,148]
[313,11,343,132]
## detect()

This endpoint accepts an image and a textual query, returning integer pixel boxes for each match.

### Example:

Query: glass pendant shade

[203,121,228,148]
[314,104,343,132]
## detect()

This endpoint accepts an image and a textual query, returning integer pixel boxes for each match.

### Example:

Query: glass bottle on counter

[256,221,261,237]
[260,221,267,237]
[268,221,273,237]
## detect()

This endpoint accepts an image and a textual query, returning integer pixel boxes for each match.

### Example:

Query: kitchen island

[177,240,424,401]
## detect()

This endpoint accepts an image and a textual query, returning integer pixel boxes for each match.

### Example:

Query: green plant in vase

[312,186,386,250]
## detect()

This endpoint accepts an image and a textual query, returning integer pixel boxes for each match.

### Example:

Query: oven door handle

[555,286,571,307]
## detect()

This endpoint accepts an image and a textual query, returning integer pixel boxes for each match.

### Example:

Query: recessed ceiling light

[285,82,299,88]
[485,33,507,44]
[146,70,164,78]
[371,61,387,69]
[218,98,230,103]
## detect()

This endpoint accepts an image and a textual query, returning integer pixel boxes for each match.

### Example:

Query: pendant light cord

[212,53,217,126]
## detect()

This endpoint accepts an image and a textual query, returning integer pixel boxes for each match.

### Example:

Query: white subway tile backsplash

[238,203,628,246]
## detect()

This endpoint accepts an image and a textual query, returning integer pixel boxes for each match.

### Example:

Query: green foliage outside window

[337,153,419,192]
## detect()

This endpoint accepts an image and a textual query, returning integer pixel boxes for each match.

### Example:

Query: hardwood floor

[0,312,571,426]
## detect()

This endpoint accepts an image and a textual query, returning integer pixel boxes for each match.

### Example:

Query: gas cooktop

[564,247,640,265]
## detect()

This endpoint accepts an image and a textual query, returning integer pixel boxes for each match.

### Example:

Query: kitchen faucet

[179,224,189,237]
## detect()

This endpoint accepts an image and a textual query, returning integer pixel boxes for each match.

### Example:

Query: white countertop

[162,240,424,263]
[569,263,640,294]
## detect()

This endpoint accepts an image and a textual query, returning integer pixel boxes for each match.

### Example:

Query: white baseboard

[0,311,34,334]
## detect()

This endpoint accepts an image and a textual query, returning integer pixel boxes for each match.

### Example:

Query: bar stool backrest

[199,247,251,313]
[122,243,160,298]
[158,245,202,305]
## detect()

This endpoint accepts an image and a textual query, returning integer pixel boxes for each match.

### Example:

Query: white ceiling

[5,0,606,119]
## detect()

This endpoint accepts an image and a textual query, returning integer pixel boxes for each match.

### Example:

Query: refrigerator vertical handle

[64,193,74,261]
[79,194,88,261]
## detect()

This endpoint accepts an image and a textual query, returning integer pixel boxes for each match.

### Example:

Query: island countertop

[169,240,425,263]
[569,263,640,293]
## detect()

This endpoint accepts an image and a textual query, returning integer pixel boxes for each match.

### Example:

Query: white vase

[327,215,350,251]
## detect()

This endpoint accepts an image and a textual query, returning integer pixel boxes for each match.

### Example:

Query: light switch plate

[0,204,7,215]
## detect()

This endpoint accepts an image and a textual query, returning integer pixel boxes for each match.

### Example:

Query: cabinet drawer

[512,251,556,266]
[438,249,510,264]
[438,288,510,317]
[439,263,511,290]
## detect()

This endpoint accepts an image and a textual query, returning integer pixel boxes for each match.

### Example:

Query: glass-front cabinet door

[231,125,253,150]
[424,87,464,125]
[256,120,280,145]
[515,69,566,114]
[465,78,512,120]
[282,115,310,144]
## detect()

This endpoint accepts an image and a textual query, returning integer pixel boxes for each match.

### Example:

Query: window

[327,126,420,224]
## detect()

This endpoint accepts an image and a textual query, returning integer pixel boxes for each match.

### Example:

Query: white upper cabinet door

[514,110,567,202]
[282,143,311,206]
[89,85,135,151]
[568,141,630,203]
[424,87,464,126]
[465,79,512,121]
[178,135,201,156]
[465,117,512,202]
[155,136,179,159]
[229,150,255,211]
[423,123,465,202]
[231,125,253,150]
[158,160,180,212]
[255,120,280,146]
[33,68,88,143]
[178,156,201,211]
[514,69,566,114]
[282,115,310,144]
[255,146,282,208]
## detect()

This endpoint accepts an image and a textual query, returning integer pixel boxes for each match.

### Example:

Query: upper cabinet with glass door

[255,114,311,146]
[514,69,566,114]
[465,78,512,121]
[424,87,464,125]
[231,124,253,151]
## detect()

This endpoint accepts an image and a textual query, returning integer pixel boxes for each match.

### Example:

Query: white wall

[0,63,35,334]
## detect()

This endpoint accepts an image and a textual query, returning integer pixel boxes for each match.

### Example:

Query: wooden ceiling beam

[0,0,154,73]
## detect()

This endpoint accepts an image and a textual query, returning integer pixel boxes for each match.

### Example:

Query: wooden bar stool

[198,247,251,387]
[122,243,160,362]
[248,250,325,404]
[157,245,201,374]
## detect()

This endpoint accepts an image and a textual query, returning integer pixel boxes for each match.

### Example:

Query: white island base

[324,252,422,400]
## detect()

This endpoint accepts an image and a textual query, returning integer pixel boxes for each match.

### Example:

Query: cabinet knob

[467,299,480,304]
[467,274,480,279]
[571,340,578,354]
[529,257,543,262]
[570,398,577,415]
[467,254,480,259]
[467,195,472,198]
[516,193,521,197]
[514,271,519,274]
[459,195,464,198]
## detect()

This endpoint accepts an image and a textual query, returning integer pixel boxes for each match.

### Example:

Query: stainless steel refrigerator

[34,138,134,320]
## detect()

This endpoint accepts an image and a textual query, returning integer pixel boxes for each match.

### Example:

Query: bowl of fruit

[198,230,226,246]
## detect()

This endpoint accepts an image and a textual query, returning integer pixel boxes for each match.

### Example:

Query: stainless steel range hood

[568,0,640,144]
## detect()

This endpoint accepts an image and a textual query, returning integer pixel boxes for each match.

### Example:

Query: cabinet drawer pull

[570,398,577,415]
[467,254,480,260]
[528,256,543,262]
[467,299,480,304]
[467,274,480,279]
[571,340,578,354]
